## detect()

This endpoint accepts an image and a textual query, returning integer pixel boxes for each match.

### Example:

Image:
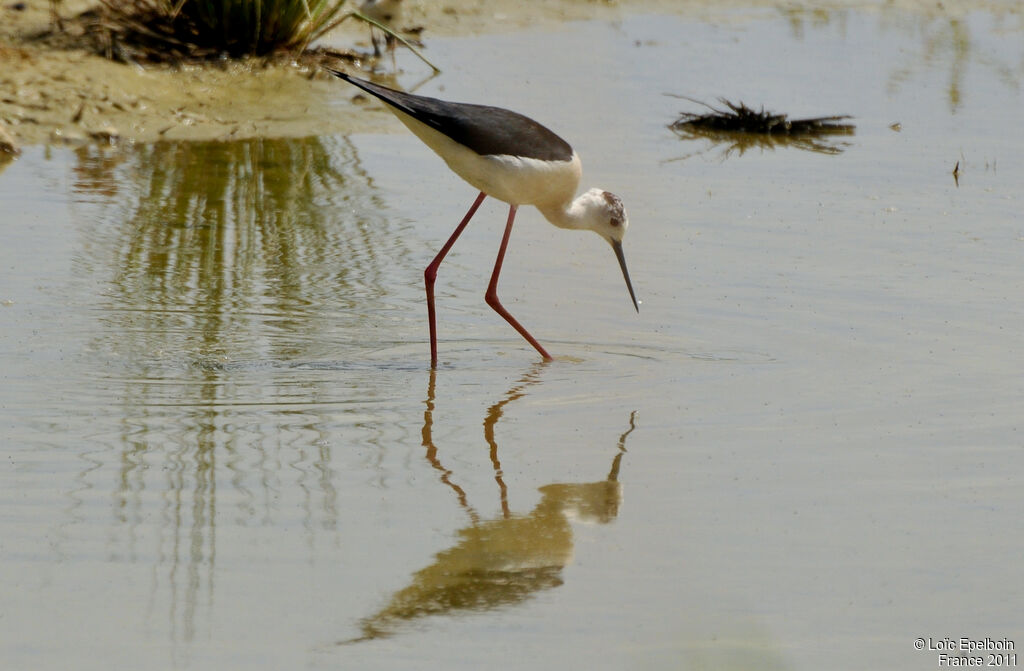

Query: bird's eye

[601,191,625,227]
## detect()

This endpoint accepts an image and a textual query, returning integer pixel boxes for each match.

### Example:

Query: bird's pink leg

[485,205,554,362]
[425,191,487,367]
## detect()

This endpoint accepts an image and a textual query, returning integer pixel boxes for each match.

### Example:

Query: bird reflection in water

[342,369,637,643]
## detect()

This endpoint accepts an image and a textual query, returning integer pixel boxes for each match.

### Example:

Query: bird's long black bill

[612,239,640,313]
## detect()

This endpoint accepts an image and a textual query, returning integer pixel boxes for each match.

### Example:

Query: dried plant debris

[671,98,855,135]
[669,97,855,157]
[28,2,372,67]
[94,0,352,64]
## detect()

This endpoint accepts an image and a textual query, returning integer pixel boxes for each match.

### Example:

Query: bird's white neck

[536,188,626,239]
[536,194,598,232]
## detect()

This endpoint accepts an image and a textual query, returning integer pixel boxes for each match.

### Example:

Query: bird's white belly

[391,108,582,206]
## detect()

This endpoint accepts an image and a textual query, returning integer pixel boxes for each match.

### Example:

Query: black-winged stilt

[326,69,639,366]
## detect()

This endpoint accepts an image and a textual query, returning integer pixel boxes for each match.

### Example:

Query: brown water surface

[2,6,1023,670]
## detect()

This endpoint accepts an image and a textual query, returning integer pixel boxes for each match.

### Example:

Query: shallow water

[2,6,1023,670]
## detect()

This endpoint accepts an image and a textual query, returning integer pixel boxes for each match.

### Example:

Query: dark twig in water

[670,97,855,136]
[667,97,856,159]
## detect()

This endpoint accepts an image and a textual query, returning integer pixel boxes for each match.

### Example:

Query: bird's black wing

[326,69,574,162]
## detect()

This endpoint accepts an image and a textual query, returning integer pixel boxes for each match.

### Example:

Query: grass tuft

[97,0,351,60]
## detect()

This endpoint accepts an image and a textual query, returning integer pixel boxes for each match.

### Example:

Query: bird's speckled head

[576,188,629,243]
[576,188,638,312]
[536,186,638,312]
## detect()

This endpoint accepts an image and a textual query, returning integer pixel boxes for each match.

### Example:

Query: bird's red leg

[484,205,554,361]
[425,191,486,367]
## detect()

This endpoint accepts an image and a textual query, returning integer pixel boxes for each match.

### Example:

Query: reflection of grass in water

[781,6,1024,115]
[72,136,411,362]
[66,136,407,643]
[668,125,855,160]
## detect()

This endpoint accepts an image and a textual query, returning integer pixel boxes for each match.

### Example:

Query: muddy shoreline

[1,0,1016,150]
[2,0,681,148]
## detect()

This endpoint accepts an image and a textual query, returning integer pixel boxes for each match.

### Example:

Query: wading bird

[326,69,639,366]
